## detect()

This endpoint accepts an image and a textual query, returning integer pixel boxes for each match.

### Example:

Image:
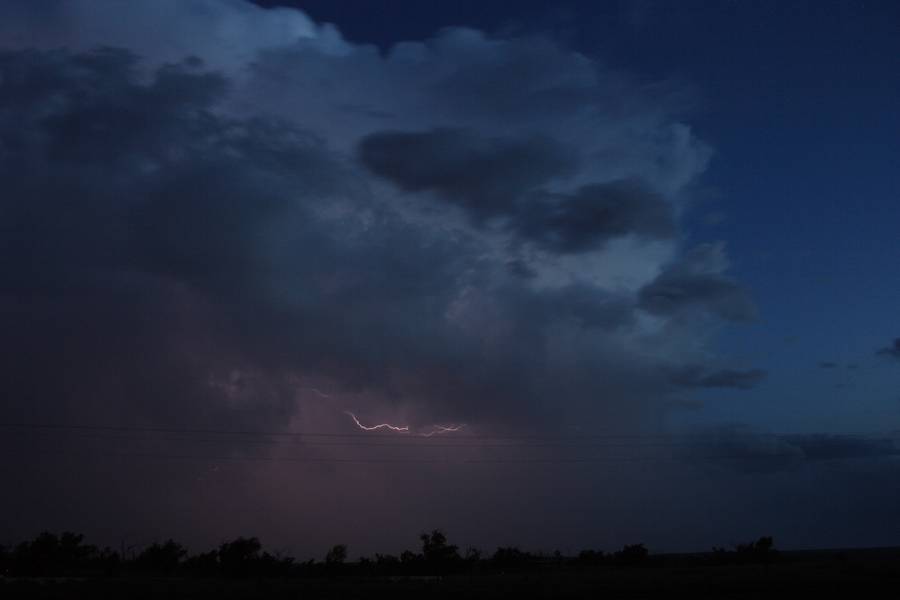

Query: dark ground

[2,549,899,599]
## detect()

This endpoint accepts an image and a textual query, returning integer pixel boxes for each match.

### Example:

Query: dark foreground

[3,551,899,599]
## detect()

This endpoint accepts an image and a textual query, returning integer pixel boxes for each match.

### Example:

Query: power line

[4,429,899,449]
[1,422,896,442]
[19,447,892,466]
[2,423,897,466]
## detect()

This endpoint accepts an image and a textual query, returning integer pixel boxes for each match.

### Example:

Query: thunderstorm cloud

[0,5,751,435]
[6,0,895,556]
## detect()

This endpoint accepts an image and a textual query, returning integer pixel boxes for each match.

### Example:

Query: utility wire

[16,447,894,466]
[1,422,896,442]
[3,429,898,449]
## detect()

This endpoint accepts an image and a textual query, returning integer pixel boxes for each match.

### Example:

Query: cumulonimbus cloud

[0,0,757,437]
[6,0,900,558]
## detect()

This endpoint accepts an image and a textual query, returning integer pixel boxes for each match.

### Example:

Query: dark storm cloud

[785,434,900,461]
[357,128,577,217]
[0,23,767,445]
[3,0,895,557]
[0,47,343,429]
[359,129,675,254]
[669,366,767,390]
[818,361,838,368]
[876,338,900,360]
[638,244,757,322]
[0,3,776,553]
[680,426,900,473]
[512,180,676,253]
[0,46,691,438]
[1,48,339,296]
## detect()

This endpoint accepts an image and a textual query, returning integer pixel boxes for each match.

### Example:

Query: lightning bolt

[306,387,331,399]
[343,411,466,436]
[435,425,464,433]
[344,411,409,432]
[419,424,465,437]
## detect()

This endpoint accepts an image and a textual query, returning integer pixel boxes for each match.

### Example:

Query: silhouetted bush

[325,544,347,565]
[135,539,186,573]
[323,543,348,575]
[218,537,262,577]
[420,530,461,572]
[259,551,295,577]
[10,531,101,576]
[367,553,398,575]
[0,529,789,580]
[735,536,778,564]
[614,543,649,566]
[709,537,779,565]
[576,549,605,566]
[491,546,534,570]
[181,550,218,576]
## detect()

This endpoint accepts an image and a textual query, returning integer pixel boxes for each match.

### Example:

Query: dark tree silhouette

[614,543,649,566]
[181,550,218,575]
[576,549,605,565]
[258,551,295,576]
[420,530,460,566]
[491,546,533,569]
[375,553,399,566]
[400,549,421,565]
[218,537,262,577]
[0,529,792,582]
[11,531,100,576]
[135,539,186,573]
[325,544,347,565]
[735,536,778,564]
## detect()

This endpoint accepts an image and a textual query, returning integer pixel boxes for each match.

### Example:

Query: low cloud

[876,338,900,360]
[669,367,767,390]
[681,426,900,472]
[638,243,758,322]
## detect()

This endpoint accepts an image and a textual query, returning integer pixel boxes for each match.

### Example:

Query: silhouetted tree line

[0,529,779,579]
[711,536,779,565]
[0,532,120,577]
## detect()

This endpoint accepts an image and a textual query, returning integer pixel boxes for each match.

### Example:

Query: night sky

[1,0,899,557]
